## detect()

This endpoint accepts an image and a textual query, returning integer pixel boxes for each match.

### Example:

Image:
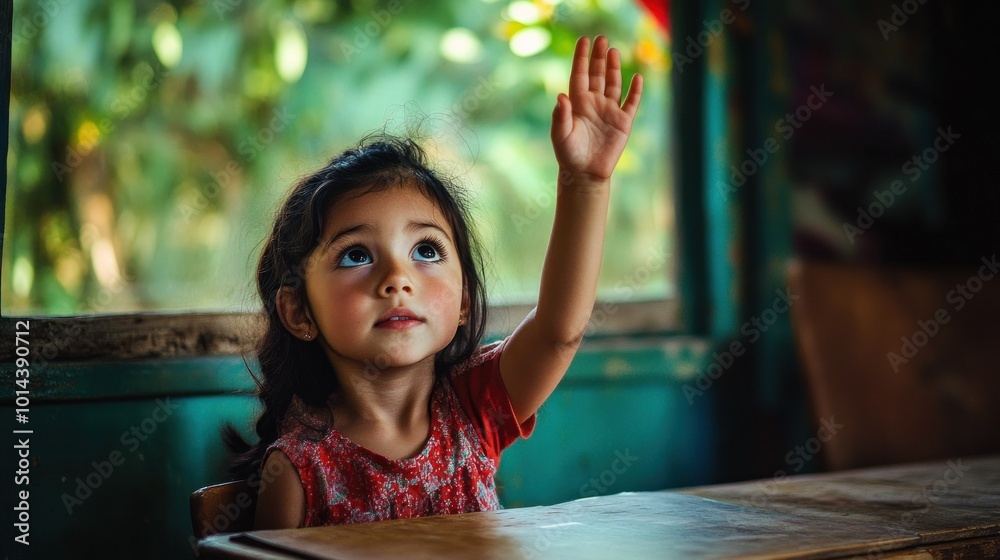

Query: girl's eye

[413,242,443,263]
[338,248,371,267]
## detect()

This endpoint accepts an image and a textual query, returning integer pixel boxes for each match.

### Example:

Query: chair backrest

[787,259,1000,471]
[190,480,257,539]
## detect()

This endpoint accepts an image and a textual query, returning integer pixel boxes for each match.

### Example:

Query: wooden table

[197,454,1000,559]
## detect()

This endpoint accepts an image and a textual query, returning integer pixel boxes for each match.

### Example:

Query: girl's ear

[276,286,316,341]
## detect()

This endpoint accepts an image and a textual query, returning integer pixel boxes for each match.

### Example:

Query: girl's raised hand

[551,36,643,184]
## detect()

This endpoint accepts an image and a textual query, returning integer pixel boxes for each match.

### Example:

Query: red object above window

[637,0,669,31]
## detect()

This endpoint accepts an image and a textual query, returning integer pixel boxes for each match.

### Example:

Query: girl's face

[302,181,466,374]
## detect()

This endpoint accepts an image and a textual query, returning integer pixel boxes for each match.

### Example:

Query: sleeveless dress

[264,336,536,526]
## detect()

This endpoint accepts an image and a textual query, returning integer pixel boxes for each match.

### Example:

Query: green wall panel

[497,380,716,508]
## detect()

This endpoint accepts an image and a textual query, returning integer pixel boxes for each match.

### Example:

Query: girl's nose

[378,257,413,296]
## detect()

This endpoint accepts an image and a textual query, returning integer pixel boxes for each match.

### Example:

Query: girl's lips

[375,318,423,329]
[375,307,424,327]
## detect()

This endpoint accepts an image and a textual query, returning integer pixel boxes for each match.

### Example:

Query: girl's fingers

[550,93,573,142]
[605,47,622,103]
[563,35,642,126]
[588,36,608,93]
[621,74,643,119]
[569,36,591,98]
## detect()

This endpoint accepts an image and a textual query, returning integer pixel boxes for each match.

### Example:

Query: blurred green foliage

[3,0,671,315]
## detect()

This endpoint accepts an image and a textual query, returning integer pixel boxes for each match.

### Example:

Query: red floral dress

[265,337,536,526]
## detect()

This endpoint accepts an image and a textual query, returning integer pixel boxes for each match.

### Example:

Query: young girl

[223,35,642,529]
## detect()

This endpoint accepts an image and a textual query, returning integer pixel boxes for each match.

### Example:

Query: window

[3,0,671,327]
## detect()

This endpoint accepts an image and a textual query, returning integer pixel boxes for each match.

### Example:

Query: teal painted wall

[499,379,716,508]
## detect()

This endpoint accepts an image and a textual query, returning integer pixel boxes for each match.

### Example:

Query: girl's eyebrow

[322,224,374,254]
[407,221,452,242]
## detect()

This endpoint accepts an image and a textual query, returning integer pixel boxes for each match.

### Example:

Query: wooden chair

[190,480,257,539]
[786,259,1000,471]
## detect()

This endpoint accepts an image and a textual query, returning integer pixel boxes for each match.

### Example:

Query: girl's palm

[551,36,643,182]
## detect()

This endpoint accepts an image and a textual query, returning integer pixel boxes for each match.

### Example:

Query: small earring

[304,331,312,339]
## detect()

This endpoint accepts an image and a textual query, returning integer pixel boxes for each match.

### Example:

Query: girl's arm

[500,35,642,424]
[254,450,306,530]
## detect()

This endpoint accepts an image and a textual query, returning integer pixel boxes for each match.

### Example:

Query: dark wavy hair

[222,134,489,480]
